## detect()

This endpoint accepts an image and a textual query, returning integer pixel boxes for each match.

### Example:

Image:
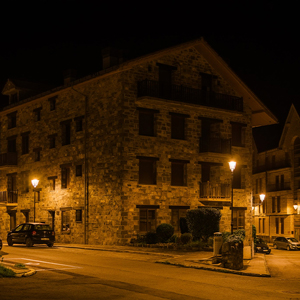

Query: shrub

[225,229,246,244]
[179,217,189,234]
[145,232,158,244]
[186,208,221,241]
[156,223,174,243]
[180,233,193,244]
[252,225,257,244]
[168,234,178,243]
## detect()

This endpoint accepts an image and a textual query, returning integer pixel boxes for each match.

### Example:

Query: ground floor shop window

[61,210,71,232]
[138,207,157,232]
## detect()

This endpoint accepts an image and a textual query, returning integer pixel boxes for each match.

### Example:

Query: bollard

[213,232,223,256]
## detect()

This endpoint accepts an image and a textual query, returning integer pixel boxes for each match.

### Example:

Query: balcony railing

[253,160,291,173]
[200,182,231,198]
[0,152,18,167]
[137,80,243,112]
[199,137,231,154]
[267,182,291,192]
[0,190,18,204]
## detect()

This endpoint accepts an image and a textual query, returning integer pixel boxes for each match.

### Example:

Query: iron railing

[137,80,243,112]
[0,152,18,167]
[0,190,18,204]
[200,182,231,198]
[267,182,291,192]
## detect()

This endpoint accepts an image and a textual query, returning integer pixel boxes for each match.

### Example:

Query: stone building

[0,38,277,245]
[253,104,300,242]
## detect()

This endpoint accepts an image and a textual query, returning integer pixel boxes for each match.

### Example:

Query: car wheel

[47,242,54,247]
[7,237,13,246]
[287,245,290,251]
[26,238,33,247]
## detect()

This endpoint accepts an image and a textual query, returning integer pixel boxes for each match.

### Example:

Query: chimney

[102,47,123,69]
[63,69,77,85]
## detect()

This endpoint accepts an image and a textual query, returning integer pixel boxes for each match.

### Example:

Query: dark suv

[7,223,55,247]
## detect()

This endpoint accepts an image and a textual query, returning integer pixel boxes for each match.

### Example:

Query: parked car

[255,238,271,254]
[273,237,300,250]
[0,236,2,250]
[7,223,55,247]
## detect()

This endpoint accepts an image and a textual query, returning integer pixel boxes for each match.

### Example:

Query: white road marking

[6,258,81,271]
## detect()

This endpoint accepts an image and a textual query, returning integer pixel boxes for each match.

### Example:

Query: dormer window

[10,93,18,104]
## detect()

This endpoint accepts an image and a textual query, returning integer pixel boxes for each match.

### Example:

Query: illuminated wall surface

[0,39,276,245]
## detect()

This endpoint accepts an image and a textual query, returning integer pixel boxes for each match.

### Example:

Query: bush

[145,232,158,244]
[168,234,178,243]
[180,233,193,244]
[186,208,221,241]
[225,229,246,244]
[156,223,174,243]
[252,225,257,244]
[179,217,189,234]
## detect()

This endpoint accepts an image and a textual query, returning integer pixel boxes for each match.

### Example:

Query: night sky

[0,1,298,151]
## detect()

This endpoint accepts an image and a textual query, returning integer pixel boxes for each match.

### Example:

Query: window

[138,108,158,137]
[61,120,71,145]
[170,159,189,186]
[272,197,276,213]
[61,210,71,232]
[33,107,42,122]
[76,165,82,177]
[49,134,57,149]
[48,176,57,191]
[232,165,242,189]
[33,148,41,162]
[138,156,158,185]
[277,196,281,213]
[49,96,57,111]
[170,206,188,232]
[7,173,17,203]
[61,165,71,189]
[75,116,84,132]
[275,218,279,234]
[231,122,246,147]
[138,206,157,232]
[21,132,30,154]
[21,171,29,193]
[170,113,188,140]
[7,136,17,153]
[232,208,245,230]
[280,217,284,234]
[76,210,82,222]
[7,112,17,129]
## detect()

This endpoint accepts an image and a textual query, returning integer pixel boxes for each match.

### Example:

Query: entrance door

[295,228,300,241]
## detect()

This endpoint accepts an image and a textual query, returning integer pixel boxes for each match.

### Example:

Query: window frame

[137,156,158,185]
[138,108,159,137]
[170,159,189,186]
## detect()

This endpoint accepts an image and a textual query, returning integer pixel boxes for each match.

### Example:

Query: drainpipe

[71,87,89,244]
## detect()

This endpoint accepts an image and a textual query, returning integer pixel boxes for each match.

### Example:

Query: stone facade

[253,104,300,242]
[0,39,277,245]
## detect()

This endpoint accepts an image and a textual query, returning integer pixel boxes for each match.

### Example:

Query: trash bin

[213,232,223,256]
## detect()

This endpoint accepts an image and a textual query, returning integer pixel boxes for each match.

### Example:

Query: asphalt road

[1,245,300,300]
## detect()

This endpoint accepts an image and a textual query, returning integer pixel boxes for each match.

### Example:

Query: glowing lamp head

[228,161,236,173]
[31,179,39,188]
[260,194,265,202]
[294,204,298,210]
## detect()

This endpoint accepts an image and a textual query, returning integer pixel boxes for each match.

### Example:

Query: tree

[186,208,221,242]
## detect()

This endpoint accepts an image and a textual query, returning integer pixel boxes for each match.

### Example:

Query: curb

[14,268,37,278]
[156,260,271,277]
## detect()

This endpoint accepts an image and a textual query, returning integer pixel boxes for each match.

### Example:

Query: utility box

[213,232,223,256]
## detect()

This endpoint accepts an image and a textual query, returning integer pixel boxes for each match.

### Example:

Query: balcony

[0,152,18,168]
[137,80,243,112]
[0,190,18,204]
[253,160,291,173]
[200,182,231,199]
[199,137,231,154]
[267,182,291,192]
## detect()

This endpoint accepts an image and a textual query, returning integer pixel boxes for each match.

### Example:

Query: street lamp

[228,161,236,234]
[260,194,265,202]
[31,179,39,222]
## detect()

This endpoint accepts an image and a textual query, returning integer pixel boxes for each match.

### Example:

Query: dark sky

[0,1,298,150]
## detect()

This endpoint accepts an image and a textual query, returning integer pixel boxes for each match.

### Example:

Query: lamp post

[31,179,39,222]
[229,161,236,234]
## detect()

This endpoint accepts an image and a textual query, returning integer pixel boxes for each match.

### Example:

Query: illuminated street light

[260,194,265,202]
[229,161,236,234]
[31,179,39,222]
[294,204,298,211]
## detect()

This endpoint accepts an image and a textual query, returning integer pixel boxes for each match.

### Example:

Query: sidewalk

[55,243,270,277]
[0,243,270,278]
